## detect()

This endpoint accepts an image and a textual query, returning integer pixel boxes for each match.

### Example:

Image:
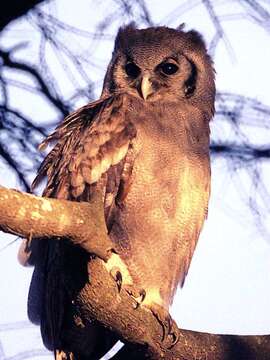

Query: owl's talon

[115,271,122,292]
[110,267,122,292]
[138,289,146,303]
[125,286,146,309]
[17,230,34,266]
[167,317,179,348]
[150,304,179,349]
[55,350,74,360]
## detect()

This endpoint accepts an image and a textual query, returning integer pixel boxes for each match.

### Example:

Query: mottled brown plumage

[26,23,215,358]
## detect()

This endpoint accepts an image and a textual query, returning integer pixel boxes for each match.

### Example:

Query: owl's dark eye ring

[160,62,179,75]
[125,62,141,78]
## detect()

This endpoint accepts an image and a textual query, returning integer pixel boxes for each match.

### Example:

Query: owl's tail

[54,325,118,360]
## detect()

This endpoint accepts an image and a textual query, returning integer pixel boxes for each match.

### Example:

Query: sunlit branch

[0,185,270,359]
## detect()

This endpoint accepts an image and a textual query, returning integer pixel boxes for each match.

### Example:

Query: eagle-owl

[25,23,215,358]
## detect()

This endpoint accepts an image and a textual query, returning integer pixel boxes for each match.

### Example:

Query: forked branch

[0,185,269,359]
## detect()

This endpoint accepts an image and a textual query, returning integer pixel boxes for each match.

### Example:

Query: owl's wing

[32,93,136,201]
[177,155,210,290]
[27,93,136,354]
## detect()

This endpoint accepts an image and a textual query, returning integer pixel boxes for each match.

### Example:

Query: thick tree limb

[77,260,270,359]
[0,185,269,359]
[0,186,114,261]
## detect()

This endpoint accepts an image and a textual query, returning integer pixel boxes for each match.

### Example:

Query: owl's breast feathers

[109,97,211,307]
[31,92,210,310]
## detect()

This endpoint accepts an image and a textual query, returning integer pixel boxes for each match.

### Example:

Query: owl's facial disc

[137,60,180,101]
[124,61,153,100]
[118,54,195,102]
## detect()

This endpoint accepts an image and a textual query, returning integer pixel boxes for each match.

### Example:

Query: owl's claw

[109,269,146,308]
[17,230,33,266]
[109,267,122,292]
[150,304,179,349]
[55,350,74,360]
[125,286,146,309]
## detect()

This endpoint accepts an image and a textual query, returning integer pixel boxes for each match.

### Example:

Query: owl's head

[102,23,215,110]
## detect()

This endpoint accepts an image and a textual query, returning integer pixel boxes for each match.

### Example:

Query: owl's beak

[140,75,153,100]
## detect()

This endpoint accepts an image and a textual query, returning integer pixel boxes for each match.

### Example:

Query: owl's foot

[109,267,145,308]
[125,285,146,309]
[17,230,33,266]
[55,350,74,360]
[149,304,179,349]
[104,253,134,293]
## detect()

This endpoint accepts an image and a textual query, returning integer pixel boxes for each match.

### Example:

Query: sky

[0,0,270,359]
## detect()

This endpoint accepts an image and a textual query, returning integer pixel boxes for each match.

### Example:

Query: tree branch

[0,49,70,116]
[0,185,269,359]
[0,186,113,261]
[0,143,31,191]
[0,1,45,31]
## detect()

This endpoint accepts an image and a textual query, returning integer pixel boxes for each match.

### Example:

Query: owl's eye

[125,62,141,78]
[160,62,179,75]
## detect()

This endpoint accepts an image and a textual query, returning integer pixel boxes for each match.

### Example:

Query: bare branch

[202,0,235,57]
[0,185,270,359]
[0,144,30,191]
[0,186,114,260]
[0,48,70,116]
[0,0,45,31]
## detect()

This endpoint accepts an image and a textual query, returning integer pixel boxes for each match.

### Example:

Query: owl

[25,23,215,359]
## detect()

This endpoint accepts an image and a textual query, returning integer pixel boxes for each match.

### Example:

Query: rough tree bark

[0,185,269,359]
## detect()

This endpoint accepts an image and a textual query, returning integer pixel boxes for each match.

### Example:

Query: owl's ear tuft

[115,22,137,50]
[176,23,185,31]
[186,30,206,50]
